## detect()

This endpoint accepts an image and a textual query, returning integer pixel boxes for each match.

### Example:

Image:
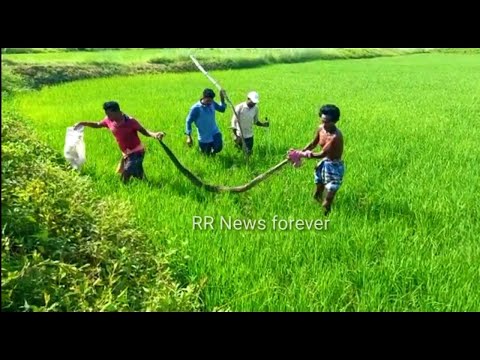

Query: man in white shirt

[231,91,269,154]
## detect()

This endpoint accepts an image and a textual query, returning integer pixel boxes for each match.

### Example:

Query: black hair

[319,104,340,122]
[203,88,216,99]
[103,101,121,112]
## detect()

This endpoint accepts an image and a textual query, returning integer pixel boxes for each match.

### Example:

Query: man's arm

[254,109,269,127]
[302,128,320,151]
[138,125,165,140]
[185,107,199,135]
[185,106,199,146]
[74,121,105,130]
[214,89,227,113]
[310,136,337,159]
[254,119,269,127]
[231,104,241,137]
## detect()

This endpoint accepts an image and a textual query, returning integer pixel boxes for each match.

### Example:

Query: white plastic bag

[64,126,86,170]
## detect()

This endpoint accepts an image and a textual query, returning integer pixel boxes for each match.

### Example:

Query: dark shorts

[122,151,145,179]
[199,132,223,155]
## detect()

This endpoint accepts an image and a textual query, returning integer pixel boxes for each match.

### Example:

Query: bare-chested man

[292,104,345,215]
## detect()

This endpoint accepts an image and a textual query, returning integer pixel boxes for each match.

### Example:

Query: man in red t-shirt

[74,101,165,183]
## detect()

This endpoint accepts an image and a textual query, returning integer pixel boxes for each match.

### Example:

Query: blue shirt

[185,100,227,143]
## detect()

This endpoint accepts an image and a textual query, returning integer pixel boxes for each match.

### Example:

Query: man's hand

[156,132,165,140]
[74,122,84,130]
[186,136,193,147]
[234,135,242,146]
[220,89,227,102]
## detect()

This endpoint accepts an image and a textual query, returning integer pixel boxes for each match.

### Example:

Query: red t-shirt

[99,115,143,154]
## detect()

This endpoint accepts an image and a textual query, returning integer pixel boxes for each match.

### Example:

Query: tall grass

[10,53,480,311]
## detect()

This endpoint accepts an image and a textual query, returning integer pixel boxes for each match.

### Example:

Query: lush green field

[12,53,480,311]
[3,48,428,64]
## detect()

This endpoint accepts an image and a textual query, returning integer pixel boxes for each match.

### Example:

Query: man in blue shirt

[185,88,227,155]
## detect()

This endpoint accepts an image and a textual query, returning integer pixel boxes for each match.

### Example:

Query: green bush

[2,48,128,54]
[9,63,169,89]
[2,48,69,54]
[434,48,480,54]
[1,65,28,94]
[1,110,202,311]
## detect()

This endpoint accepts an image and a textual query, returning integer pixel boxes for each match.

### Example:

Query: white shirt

[231,102,259,139]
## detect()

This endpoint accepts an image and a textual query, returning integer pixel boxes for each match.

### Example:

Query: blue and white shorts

[314,159,345,192]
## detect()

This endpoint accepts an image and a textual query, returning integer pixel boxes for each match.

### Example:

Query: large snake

[157,140,290,193]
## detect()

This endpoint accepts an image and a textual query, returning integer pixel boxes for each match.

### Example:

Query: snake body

[157,140,289,193]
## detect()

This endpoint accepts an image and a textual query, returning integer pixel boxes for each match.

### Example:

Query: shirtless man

[293,104,345,215]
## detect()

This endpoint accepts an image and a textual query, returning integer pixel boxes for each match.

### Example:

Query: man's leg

[212,133,223,154]
[313,161,324,202]
[233,133,242,150]
[323,190,337,216]
[118,156,130,183]
[121,170,131,184]
[199,142,213,155]
[122,152,145,182]
[322,162,345,215]
[314,184,325,202]
[117,157,126,174]
[135,152,146,180]
[244,137,254,155]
